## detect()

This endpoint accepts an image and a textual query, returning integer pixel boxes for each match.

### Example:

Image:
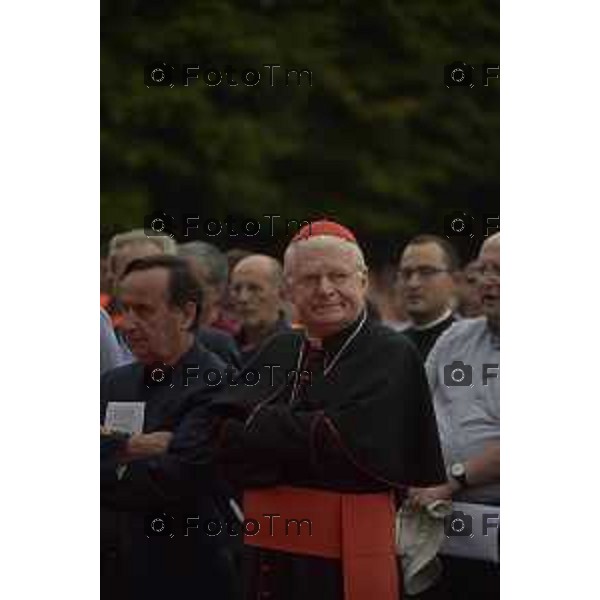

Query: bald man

[211,221,445,600]
[414,233,500,600]
[229,254,291,364]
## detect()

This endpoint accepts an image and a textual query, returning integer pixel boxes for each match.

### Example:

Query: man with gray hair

[178,241,241,367]
[107,229,177,290]
[104,229,178,342]
[178,241,239,336]
[210,220,446,600]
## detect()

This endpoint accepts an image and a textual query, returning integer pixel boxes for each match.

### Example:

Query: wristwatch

[450,462,468,489]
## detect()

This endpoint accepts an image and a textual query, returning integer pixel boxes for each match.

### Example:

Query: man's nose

[404,273,422,289]
[316,275,336,295]
[120,308,138,331]
[236,287,251,302]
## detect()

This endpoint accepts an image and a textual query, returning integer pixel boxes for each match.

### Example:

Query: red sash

[243,486,400,600]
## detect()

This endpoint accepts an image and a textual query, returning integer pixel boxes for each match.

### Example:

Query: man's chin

[405,302,426,315]
[313,306,347,321]
[306,312,357,337]
[129,344,150,362]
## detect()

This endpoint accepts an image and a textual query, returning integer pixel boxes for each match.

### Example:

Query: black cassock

[211,314,446,600]
[100,342,238,600]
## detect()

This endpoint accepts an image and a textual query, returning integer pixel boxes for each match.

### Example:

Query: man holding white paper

[100,254,237,600]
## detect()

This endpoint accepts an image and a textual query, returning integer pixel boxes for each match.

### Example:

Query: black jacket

[212,316,446,494]
[100,342,238,600]
[197,326,241,369]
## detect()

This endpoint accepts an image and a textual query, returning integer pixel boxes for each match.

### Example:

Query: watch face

[451,463,466,478]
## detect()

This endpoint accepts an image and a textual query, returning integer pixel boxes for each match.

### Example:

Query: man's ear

[360,268,369,293]
[180,301,198,331]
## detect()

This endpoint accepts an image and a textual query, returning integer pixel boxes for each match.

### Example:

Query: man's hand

[118,431,173,463]
[408,482,457,510]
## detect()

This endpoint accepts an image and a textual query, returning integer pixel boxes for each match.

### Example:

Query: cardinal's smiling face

[285,236,368,339]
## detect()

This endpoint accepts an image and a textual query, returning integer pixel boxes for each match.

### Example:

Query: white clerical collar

[411,308,453,331]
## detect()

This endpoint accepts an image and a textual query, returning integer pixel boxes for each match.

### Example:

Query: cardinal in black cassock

[210,221,446,600]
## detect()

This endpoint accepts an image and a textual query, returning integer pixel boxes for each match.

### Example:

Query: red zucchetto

[291,219,357,244]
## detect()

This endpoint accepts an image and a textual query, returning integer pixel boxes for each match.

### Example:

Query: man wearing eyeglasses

[396,235,460,360]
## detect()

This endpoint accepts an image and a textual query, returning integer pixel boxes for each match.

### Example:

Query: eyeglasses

[397,266,451,282]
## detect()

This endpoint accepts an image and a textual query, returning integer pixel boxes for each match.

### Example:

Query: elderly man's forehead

[288,236,360,258]
[293,247,355,272]
[479,234,500,260]
[234,255,280,277]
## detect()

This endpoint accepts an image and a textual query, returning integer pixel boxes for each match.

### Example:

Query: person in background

[226,247,252,274]
[178,241,241,367]
[107,230,177,294]
[222,248,253,324]
[395,235,459,361]
[100,308,132,375]
[104,230,177,335]
[456,259,483,318]
[101,256,112,300]
[228,254,290,364]
[413,233,500,600]
[178,241,239,335]
[368,264,410,327]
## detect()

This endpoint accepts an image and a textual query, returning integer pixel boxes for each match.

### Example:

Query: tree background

[101,0,499,265]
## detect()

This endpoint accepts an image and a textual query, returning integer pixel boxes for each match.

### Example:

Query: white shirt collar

[411,308,453,331]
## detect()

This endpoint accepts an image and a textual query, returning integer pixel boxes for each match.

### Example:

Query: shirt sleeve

[100,309,131,375]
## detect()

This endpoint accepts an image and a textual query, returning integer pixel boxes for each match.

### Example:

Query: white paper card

[104,402,145,434]
[440,502,500,563]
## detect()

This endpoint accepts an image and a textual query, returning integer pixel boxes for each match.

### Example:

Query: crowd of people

[100,220,500,600]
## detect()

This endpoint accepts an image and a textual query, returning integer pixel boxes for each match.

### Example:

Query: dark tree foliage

[101,0,499,262]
